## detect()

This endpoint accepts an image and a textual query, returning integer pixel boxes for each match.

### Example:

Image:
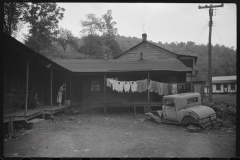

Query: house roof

[114,41,198,63]
[212,76,236,81]
[3,32,71,74]
[53,58,192,73]
[212,76,236,84]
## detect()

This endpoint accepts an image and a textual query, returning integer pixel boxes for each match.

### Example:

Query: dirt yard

[3,108,236,158]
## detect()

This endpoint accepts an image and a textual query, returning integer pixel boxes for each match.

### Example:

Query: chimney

[142,33,147,42]
[140,53,143,60]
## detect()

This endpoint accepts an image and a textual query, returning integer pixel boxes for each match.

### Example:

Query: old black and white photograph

[3,2,237,158]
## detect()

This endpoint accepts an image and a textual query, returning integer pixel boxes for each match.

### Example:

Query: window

[224,84,227,88]
[164,99,175,107]
[187,97,198,104]
[216,84,221,90]
[91,81,100,91]
[231,84,235,90]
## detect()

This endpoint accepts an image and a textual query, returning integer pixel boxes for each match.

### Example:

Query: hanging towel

[157,82,164,95]
[118,81,124,92]
[148,80,154,92]
[112,80,119,91]
[137,79,148,93]
[130,81,138,92]
[172,83,178,94]
[106,78,112,87]
[162,83,169,95]
[124,81,131,92]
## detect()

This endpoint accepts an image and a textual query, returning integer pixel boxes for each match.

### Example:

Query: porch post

[25,57,29,116]
[191,72,193,92]
[146,72,150,112]
[69,75,71,102]
[50,67,53,111]
[104,73,106,115]
[65,75,66,106]
[147,72,150,102]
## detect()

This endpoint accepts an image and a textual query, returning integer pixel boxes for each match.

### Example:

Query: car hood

[185,105,216,119]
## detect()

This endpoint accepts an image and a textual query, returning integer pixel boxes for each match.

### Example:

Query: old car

[146,92,222,129]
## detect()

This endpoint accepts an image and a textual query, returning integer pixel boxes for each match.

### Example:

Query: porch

[4,105,73,123]
[4,105,73,138]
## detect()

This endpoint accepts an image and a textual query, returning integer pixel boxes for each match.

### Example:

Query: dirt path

[4,112,236,158]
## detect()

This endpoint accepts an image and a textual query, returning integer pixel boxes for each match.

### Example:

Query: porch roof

[53,58,192,73]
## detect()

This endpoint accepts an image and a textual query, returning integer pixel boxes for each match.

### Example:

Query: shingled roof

[53,58,192,73]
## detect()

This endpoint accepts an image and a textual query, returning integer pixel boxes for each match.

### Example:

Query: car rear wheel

[181,116,200,127]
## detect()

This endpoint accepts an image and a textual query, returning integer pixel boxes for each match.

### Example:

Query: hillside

[38,35,236,83]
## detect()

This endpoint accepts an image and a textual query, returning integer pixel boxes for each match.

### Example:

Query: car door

[164,99,177,121]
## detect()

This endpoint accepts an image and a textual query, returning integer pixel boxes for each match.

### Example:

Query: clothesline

[106,78,192,95]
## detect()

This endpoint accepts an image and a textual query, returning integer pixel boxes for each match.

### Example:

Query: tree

[3,2,29,36]
[102,10,118,37]
[24,31,42,53]
[78,35,105,59]
[80,13,102,36]
[103,35,122,58]
[23,3,65,52]
[56,27,74,52]
[79,10,121,58]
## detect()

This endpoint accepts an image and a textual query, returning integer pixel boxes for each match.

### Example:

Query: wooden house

[3,32,73,136]
[3,32,200,136]
[204,76,237,94]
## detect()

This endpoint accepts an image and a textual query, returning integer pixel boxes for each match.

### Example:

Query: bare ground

[3,109,236,158]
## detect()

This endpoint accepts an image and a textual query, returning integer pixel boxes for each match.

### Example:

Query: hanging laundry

[130,81,138,92]
[137,79,148,93]
[157,82,164,95]
[111,80,119,91]
[162,83,169,95]
[123,81,131,92]
[172,83,178,94]
[148,80,154,92]
[118,81,124,92]
[106,78,112,87]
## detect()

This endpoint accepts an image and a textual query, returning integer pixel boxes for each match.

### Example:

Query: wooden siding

[4,51,50,111]
[118,42,177,59]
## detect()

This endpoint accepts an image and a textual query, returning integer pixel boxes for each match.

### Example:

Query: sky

[19,3,237,49]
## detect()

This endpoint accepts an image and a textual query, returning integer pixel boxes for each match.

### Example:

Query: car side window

[164,99,175,107]
[187,97,198,104]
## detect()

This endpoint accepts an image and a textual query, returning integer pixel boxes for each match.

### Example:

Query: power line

[222,7,235,39]
[193,22,208,44]
[213,25,224,45]
[176,22,208,40]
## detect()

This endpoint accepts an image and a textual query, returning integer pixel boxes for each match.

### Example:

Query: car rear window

[187,97,198,104]
[164,99,175,107]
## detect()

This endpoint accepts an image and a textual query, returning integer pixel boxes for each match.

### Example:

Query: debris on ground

[209,102,236,128]
[28,118,44,123]
[186,125,201,132]
[143,111,162,123]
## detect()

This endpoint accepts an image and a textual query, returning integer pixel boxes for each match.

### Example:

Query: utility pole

[198,3,223,104]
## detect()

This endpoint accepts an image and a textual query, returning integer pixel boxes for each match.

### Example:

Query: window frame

[216,84,221,90]
[187,97,198,104]
[91,80,100,91]
[164,99,175,108]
